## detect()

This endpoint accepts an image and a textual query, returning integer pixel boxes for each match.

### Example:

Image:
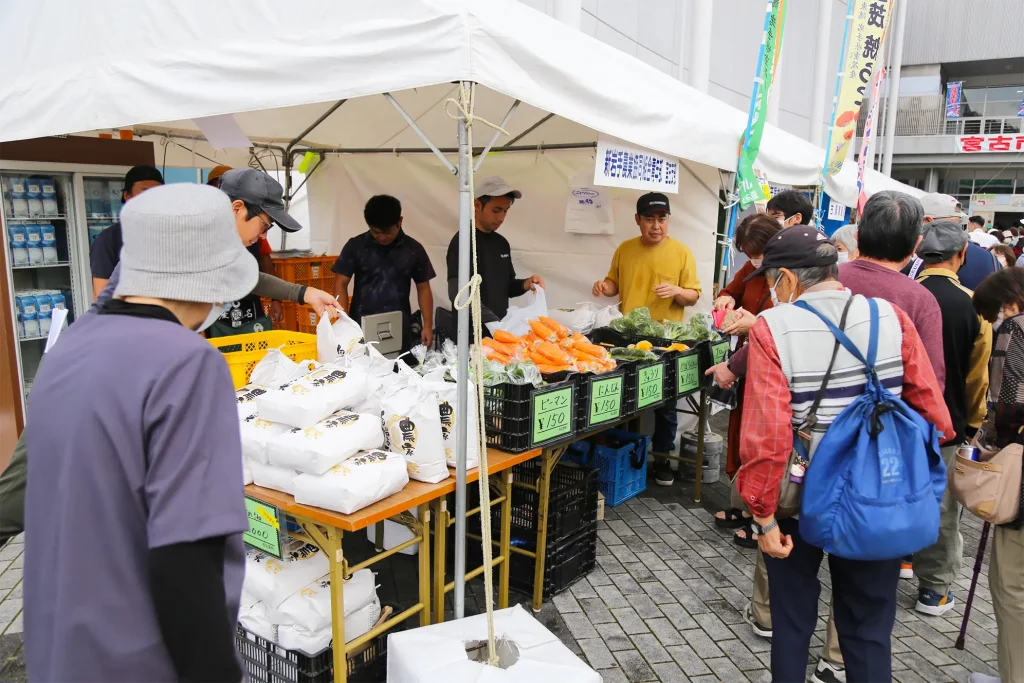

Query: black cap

[219,168,303,233]
[637,193,671,216]
[123,165,164,194]
[745,227,836,281]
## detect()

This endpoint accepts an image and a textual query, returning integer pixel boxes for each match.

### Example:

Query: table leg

[374,521,384,552]
[325,527,347,683]
[418,505,431,626]
[432,498,447,623]
[499,471,512,609]
[693,386,707,504]
[532,447,559,612]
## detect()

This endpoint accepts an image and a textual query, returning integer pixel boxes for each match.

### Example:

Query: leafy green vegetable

[610,347,658,362]
[664,313,721,342]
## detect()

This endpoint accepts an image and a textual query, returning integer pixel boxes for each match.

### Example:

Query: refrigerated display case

[0,161,131,413]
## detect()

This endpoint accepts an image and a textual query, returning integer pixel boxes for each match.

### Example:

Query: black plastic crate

[621,356,673,414]
[236,623,387,683]
[483,377,577,453]
[509,522,597,600]
[574,367,629,430]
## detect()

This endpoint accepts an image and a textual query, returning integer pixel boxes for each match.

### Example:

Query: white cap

[919,192,967,221]
[475,176,522,200]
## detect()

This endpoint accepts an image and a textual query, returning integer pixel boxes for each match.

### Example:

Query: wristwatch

[752,519,778,535]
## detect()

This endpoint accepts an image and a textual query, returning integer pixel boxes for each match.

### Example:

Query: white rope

[447,82,506,667]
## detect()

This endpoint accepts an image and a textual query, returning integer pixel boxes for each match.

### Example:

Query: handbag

[731,297,852,519]
[949,432,1023,526]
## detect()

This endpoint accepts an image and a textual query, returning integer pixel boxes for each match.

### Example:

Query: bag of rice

[240,414,291,464]
[256,363,369,428]
[421,370,479,471]
[243,459,253,486]
[349,345,399,417]
[251,348,317,386]
[293,449,409,514]
[317,310,365,363]
[238,601,277,642]
[250,460,298,495]
[381,377,449,483]
[273,569,376,632]
[277,597,381,654]
[243,540,329,609]
[267,411,384,475]
[235,384,270,420]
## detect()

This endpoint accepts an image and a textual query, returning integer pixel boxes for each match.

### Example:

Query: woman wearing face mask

[830,223,859,263]
[710,213,783,542]
[23,184,254,683]
[967,267,1024,683]
[990,244,1016,269]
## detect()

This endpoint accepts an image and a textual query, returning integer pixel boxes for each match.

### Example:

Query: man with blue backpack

[737,227,953,683]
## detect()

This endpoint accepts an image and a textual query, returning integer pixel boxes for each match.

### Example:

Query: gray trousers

[0,432,26,547]
[913,444,963,594]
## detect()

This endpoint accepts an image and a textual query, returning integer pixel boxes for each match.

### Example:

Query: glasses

[256,214,272,234]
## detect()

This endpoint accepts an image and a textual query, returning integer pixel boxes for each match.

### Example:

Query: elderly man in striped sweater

[736,227,952,683]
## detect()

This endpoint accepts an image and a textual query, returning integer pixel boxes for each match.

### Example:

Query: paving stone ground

[0,413,1004,682]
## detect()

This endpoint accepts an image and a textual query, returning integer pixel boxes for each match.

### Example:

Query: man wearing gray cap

[905,193,999,290]
[23,184,255,682]
[445,176,544,334]
[911,220,992,618]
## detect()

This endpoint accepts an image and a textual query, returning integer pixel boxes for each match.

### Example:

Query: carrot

[482,338,519,357]
[539,316,570,338]
[572,349,607,364]
[482,347,511,364]
[535,341,573,365]
[493,330,522,345]
[536,363,572,374]
[572,339,608,357]
[529,319,557,342]
[575,361,605,374]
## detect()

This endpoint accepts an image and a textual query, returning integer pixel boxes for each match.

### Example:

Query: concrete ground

[0,412,1003,682]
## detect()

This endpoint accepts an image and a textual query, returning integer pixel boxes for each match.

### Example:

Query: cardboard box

[597,492,605,521]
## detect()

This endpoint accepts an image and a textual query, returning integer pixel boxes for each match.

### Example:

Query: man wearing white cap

[23,184,255,682]
[904,194,999,291]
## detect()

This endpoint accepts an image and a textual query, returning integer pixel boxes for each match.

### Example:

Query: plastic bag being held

[316,310,365,363]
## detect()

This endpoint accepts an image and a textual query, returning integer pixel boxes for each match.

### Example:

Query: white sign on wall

[594,136,679,194]
[565,168,614,234]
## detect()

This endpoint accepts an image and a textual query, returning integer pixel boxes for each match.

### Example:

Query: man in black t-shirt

[89,165,164,298]
[332,195,436,350]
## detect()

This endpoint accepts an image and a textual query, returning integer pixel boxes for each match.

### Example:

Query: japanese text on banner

[945,81,962,119]
[823,0,893,177]
[736,0,788,209]
[594,137,679,194]
[857,66,885,213]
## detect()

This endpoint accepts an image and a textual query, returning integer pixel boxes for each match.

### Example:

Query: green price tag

[637,363,664,409]
[532,386,573,445]
[244,496,283,558]
[677,354,700,395]
[712,341,729,365]
[589,375,622,425]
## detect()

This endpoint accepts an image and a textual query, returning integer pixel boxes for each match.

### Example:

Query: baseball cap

[637,193,671,216]
[919,192,967,221]
[917,220,968,263]
[745,226,836,281]
[206,165,232,186]
[219,168,302,233]
[123,165,164,194]
[115,184,257,304]
[475,176,522,200]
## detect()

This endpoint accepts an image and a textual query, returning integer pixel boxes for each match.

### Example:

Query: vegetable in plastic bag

[610,347,658,362]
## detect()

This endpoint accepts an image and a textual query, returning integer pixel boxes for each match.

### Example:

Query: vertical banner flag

[736,0,788,208]
[946,81,963,119]
[822,0,894,177]
[1017,96,1024,117]
[857,66,885,214]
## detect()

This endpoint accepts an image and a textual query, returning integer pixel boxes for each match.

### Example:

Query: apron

[205,293,273,338]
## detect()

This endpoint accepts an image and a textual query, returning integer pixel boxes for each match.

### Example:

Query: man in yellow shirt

[592,192,702,486]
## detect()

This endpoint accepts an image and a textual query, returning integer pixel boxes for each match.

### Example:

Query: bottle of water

[10,177,29,217]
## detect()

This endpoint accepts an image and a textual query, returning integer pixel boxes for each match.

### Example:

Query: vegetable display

[608,307,720,342]
[480,316,616,374]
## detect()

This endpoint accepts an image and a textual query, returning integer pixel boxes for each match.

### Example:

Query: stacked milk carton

[5,177,59,217]
[8,223,58,265]
[15,290,66,339]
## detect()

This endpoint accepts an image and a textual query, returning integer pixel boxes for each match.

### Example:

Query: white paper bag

[243,459,254,486]
[317,310,365,363]
[250,348,317,386]
[240,415,292,464]
[273,569,376,634]
[293,449,410,515]
[349,345,400,417]
[277,596,381,654]
[256,363,369,428]
[267,411,384,475]
[485,286,548,338]
[243,540,330,609]
[381,377,449,483]
[422,371,479,471]
[236,383,270,420]
[238,601,277,643]
[250,461,299,495]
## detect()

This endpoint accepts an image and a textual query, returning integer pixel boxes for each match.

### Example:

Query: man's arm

[893,306,954,439]
[966,317,993,430]
[334,274,351,312]
[417,282,434,346]
[92,278,108,300]
[89,226,119,301]
[736,318,792,518]
[917,298,947,390]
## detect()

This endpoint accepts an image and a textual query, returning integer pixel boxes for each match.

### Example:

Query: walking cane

[955,521,991,650]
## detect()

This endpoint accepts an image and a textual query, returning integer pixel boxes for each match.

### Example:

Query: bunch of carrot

[480,317,616,375]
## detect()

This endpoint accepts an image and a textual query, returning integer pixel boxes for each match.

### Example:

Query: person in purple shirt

[24,184,258,682]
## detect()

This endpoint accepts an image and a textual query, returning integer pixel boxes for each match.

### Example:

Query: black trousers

[763,519,901,683]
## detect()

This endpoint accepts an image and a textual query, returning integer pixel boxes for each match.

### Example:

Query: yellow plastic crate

[208,331,317,388]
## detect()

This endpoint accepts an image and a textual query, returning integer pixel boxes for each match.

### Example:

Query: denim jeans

[652,402,678,460]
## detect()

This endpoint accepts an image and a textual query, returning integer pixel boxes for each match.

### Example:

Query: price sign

[711,340,729,365]
[589,375,623,426]
[244,496,283,558]
[532,385,574,445]
[637,363,664,409]
[677,354,700,395]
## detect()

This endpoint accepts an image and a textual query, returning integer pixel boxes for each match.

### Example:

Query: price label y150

[244,496,283,558]
[532,385,574,445]
[589,375,622,425]
[677,354,700,395]
[637,363,664,409]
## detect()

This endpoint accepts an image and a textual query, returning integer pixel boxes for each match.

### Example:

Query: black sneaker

[810,659,846,683]
[653,460,674,486]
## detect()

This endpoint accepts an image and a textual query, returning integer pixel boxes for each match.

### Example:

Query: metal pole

[688,0,712,93]
[808,0,832,147]
[474,100,520,173]
[453,94,473,620]
[880,0,909,177]
[384,93,458,175]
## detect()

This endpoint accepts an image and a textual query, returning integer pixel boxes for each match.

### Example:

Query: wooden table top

[245,447,541,533]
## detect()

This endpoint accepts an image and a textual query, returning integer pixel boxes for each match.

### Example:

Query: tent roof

[0,0,909,206]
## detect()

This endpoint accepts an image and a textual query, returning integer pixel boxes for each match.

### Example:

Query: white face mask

[769,275,794,307]
[837,251,850,264]
[197,302,229,332]
[750,257,763,268]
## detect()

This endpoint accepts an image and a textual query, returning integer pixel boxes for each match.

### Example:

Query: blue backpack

[793,297,946,561]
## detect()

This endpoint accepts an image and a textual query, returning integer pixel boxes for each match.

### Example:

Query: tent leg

[453,84,473,620]
[384,92,458,175]
[473,100,519,172]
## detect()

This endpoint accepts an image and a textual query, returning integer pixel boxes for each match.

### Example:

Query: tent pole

[303,142,596,156]
[473,100,520,172]
[453,84,473,620]
[384,93,458,175]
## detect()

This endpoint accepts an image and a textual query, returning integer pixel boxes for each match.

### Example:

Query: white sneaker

[968,673,1001,683]
[743,601,772,639]
[810,659,847,683]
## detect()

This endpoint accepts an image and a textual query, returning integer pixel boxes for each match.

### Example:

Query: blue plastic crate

[565,429,648,506]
